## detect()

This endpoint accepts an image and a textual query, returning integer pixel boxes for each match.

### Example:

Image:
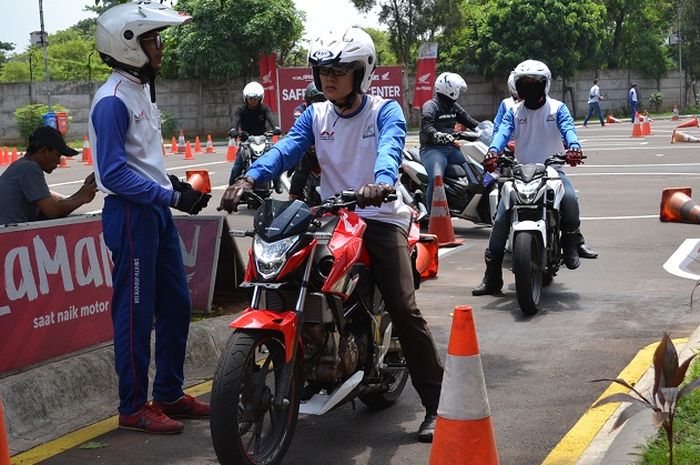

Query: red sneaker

[119,404,184,434]
[153,394,210,419]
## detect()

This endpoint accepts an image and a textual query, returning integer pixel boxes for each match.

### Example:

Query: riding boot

[472,249,503,296]
[562,230,581,270]
[575,231,598,259]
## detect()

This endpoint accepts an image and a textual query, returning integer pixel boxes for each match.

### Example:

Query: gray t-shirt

[0,157,51,224]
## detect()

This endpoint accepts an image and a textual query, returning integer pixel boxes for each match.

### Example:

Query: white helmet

[513,59,551,95]
[243,81,265,101]
[97,1,191,71]
[434,72,467,101]
[507,71,517,98]
[308,27,377,94]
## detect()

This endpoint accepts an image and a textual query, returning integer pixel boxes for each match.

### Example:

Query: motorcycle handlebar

[452,131,480,142]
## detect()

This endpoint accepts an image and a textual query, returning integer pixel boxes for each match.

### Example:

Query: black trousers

[363,219,444,413]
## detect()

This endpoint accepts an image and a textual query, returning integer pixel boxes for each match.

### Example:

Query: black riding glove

[357,183,395,208]
[172,190,211,215]
[219,175,255,213]
[433,132,455,145]
[169,174,193,193]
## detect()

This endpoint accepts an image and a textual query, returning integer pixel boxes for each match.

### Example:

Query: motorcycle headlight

[251,143,265,153]
[514,179,541,203]
[254,235,299,279]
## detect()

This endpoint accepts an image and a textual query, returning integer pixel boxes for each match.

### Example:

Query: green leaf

[79,441,108,449]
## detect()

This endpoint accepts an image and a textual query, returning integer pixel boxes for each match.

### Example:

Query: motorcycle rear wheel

[513,231,543,315]
[210,330,299,465]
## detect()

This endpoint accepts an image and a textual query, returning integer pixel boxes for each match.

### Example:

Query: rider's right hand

[219,175,255,213]
[483,150,499,173]
[433,132,455,145]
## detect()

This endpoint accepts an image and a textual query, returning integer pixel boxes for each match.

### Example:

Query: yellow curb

[541,338,686,465]
[10,380,213,465]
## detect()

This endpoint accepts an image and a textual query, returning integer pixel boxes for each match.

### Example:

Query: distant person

[628,83,638,123]
[0,126,97,225]
[583,79,605,127]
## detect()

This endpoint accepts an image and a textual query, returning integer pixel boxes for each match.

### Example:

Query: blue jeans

[630,101,638,123]
[228,146,249,185]
[419,145,476,214]
[583,102,604,126]
[487,170,580,261]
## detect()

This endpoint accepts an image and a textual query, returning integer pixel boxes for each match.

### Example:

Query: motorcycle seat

[407,147,421,163]
[445,164,467,178]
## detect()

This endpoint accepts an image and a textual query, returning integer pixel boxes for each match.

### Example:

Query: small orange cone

[205,134,216,153]
[10,147,19,163]
[676,117,699,129]
[177,129,186,153]
[184,141,194,160]
[660,187,700,223]
[672,104,680,120]
[415,234,439,279]
[642,118,652,136]
[671,130,700,144]
[171,136,178,154]
[1,398,11,465]
[194,136,202,153]
[185,169,212,193]
[428,175,462,247]
[0,147,8,165]
[226,138,238,162]
[59,156,69,168]
[272,134,279,143]
[81,135,90,162]
[606,114,621,124]
[429,306,499,465]
[631,116,643,138]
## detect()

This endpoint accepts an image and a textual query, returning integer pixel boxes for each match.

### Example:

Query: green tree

[161,0,304,80]
[0,41,14,71]
[366,28,399,66]
[678,0,700,105]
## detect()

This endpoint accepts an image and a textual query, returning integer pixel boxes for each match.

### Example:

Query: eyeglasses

[317,66,353,77]
[141,34,163,50]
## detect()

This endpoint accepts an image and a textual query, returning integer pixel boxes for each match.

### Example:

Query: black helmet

[304,82,325,106]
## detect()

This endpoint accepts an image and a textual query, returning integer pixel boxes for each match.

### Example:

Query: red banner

[259,53,279,113]
[0,215,226,374]
[277,66,404,132]
[412,42,438,109]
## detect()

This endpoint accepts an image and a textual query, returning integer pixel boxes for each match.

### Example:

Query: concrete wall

[0,69,685,144]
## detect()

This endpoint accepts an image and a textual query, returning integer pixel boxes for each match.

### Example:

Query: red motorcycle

[210,191,416,465]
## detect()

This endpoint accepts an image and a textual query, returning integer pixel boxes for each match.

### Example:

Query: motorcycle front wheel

[210,330,300,465]
[513,231,544,315]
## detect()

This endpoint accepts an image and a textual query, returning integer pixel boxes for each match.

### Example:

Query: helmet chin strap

[330,92,357,112]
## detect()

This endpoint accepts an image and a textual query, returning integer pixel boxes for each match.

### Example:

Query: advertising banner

[0,215,226,374]
[259,53,279,112]
[277,66,404,132]
[412,42,438,109]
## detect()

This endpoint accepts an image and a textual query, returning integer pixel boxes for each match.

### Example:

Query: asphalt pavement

[3,118,700,465]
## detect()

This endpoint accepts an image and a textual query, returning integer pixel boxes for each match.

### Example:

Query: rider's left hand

[565,148,584,167]
[219,175,255,213]
[357,183,395,208]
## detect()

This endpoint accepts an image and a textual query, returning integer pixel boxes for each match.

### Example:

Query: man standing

[628,83,638,123]
[90,1,211,435]
[0,126,96,225]
[583,79,605,127]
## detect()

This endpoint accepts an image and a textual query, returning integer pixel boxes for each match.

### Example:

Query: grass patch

[639,358,700,465]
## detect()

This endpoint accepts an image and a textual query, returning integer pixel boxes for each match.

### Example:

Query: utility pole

[678,0,683,112]
[39,0,52,111]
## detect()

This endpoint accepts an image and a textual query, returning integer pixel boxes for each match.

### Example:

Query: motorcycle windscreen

[254,198,314,242]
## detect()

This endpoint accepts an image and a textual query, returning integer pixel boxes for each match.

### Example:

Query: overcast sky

[2,0,381,53]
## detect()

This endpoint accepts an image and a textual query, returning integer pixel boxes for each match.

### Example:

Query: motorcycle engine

[302,323,358,384]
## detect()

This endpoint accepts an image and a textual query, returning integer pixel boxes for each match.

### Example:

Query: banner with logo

[259,53,279,112]
[412,42,438,109]
[277,66,404,132]
[0,215,235,374]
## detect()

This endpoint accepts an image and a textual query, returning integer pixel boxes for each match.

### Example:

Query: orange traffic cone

[205,134,216,153]
[185,169,212,193]
[606,115,621,124]
[184,141,194,160]
[671,130,700,144]
[171,136,178,154]
[81,135,90,162]
[178,129,186,153]
[0,147,8,165]
[272,134,279,143]
[429,306,499,465]
[59,156,69,168]
[1,398,11,465]
[676,117,699,129]
[10,147,19,163]
[194,136,202,153]
[642,118,652,136]
[226,138,238,162]
[672,104,680,120]
[428,175,462,247]
[660,187,700,224]
[415,233,439,279]
[631,116,643,138]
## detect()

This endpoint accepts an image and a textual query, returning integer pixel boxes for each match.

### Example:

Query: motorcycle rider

[289,83,326,202]
[473,59,594,296]
[220,26,444,443]
[419,72,480,214]
[227,81,282,188]
[493,70,520,133]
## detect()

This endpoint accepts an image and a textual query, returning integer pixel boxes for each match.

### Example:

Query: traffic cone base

[415,234,439,279]
[671,130,700,144]
[185,170,212,193]
[606,115,621,124]
[660,187,700,224]
[641,120,652,136]
[631,119,643,137]
[430,417,499,465]
[428,175,463,247]
[676,117,699,129]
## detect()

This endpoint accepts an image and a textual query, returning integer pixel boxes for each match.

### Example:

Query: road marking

[569,172,700,177]
[582,214,657,220]
[541,338,686,465]
[663,238,700,280]
[10,380,213,465]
